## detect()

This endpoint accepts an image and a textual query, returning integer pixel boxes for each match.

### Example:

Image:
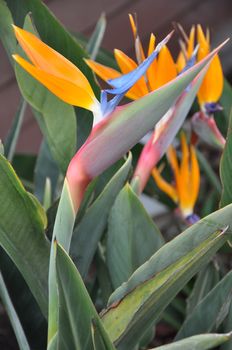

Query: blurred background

[1,0,232,153]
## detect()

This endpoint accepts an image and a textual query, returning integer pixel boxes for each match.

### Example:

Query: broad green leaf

[0,249,47,349]
[221,302,232,350]
[86,13,106,60]
[186,261,219,315]
[0,154,49,316]
[74,32,118,70]
[101,203,232,349]
[0,140,4,155]
[0,272,30,350]
[196,150,221,196]
[5,99,27,162]
[56,243,116,350]
[107,184,164,288]
[220,109,232,207]
[91,318,116,350]
[34,140,60,204]
[0,0,17,62]
[218,78,232,126]
[151,333,232,350]
[71,154,132,279]
[48,178,76,343]
[213,78,232,138]
[175,270,232,340]
[75,108,93,150]
[95,247,113,306]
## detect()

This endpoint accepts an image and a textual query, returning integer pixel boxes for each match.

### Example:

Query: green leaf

[5,99,27,162]
[0,249,47,349]
[48,178,76,343]
[186,261,219,315]
[56,243,116,350]
[221,302,232,350]
[220,109,232,207]
[0,154,50,316]
[95,247,113,307]
[101,203,232,349]
[175,270,232,340]
[86,13,106,60]
[74,32,118,70]
[196,150,221,196]
[0,272,30,350]
[150,333,232,350]
[0,0,17,63]
[213,78,232,138]
[107,184,164,288]
[219,79,232,123]
[91,318,116,350]
[71,154,132,279]
[34,140,60,204]
[0,140,4,155]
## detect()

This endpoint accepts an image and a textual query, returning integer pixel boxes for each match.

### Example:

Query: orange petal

[187,26,195,58]
[114,49,148,96]
[148,33,156,57]
[197,25,209,60]
[152,168,178,203]
[176,51,186,74]
[197,25,223,105]
[167,145,180,181]
[13,54,98,111]
[154,46,177,89]
[86,59,142,100]
[13,25,94,98]
[189,145,200,207]
[197,54,223,105]
[178,133,191,210]
[128,13,137,39]
[114,48,137,73]
[147,33,158,91]
[85,58,121,81]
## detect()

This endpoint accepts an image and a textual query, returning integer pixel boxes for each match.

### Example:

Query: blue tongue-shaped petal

[105,31,173,95]
[100,90,124,116]
[180,45,199,74]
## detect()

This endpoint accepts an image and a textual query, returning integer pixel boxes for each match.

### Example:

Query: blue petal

[105,32,173,95]
[100,90,108,112]
[100,91,124,116]
[180,45,198,75]
[204,102,223,114]
[186,213,200,224]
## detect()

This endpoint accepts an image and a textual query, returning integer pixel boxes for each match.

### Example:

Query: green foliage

[0,154,49,316]
[176,270,232,339]
[56,244,115,350]
[102,220,230,349]
[0,1,231,349]
[0,272,30,350]
[107,184,164,288]
[220,109,232,207]
[71,154,132,279]
[151,333,232,350]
